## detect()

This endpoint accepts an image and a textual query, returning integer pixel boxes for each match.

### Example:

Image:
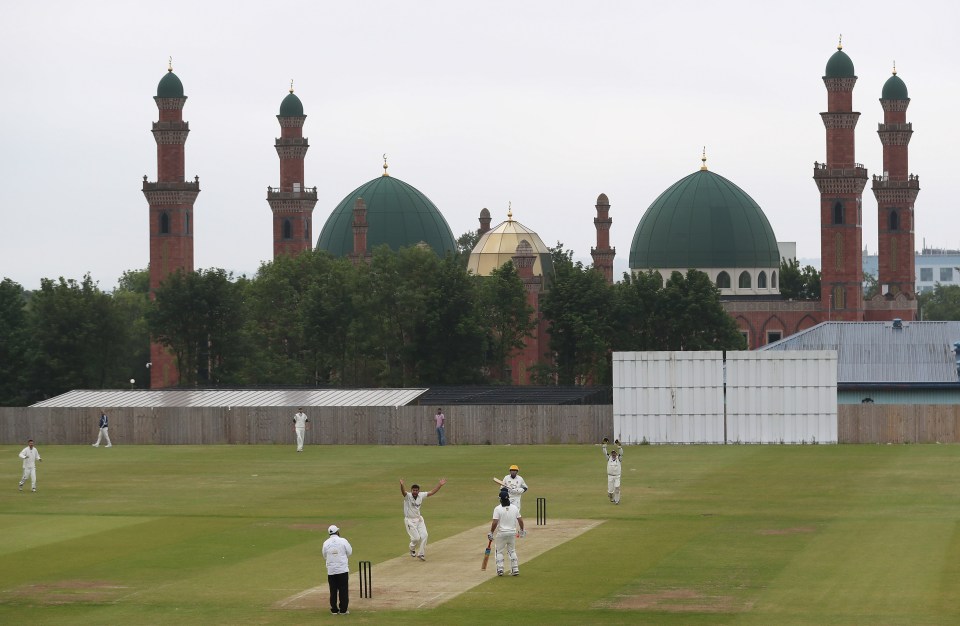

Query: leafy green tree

[658,270,746,350]
[0,279,30,405]
[456,229,482,262]
[479,261,535,382]
[610,270,667,350]
[779,257,821,300]
[863,272,880,300]
[112,269,151,389]
[918,284,960,320]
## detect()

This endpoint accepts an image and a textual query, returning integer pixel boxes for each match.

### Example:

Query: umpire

[322,524,353,614]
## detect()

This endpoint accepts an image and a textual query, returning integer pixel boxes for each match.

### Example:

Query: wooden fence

[4,404,959,445]
[0,405,612,446]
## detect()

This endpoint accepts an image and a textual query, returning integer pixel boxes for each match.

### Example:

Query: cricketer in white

[292,408,309,452]
[490,490,525,576]
[18,439,41,492]
[399,478,446,560]
[501,464,529,511]
[603,440,624,504]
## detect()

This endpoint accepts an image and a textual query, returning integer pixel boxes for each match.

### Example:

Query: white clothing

[603,444,623,503]
[322,535,352,575]
[293,411,309,451]
[492,503,522,535]
[94,427,112,447]
[18,446,41,490]
[492,503,522,573]
[501,474,528,510]
[403,491,432,555]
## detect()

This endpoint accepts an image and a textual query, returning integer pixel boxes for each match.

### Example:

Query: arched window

[758,271,767,289]
[160,212,170,234]
[889,210,899,231]
[716,271,730,289]
[283,219,292,240]
[739,271,751,288]
[833,285,845,309]
[303,218,310,241]
[185,213,190,235]
[833,201,844,225]
[771,271,778,289]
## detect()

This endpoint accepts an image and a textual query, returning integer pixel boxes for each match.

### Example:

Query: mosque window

[160,212,170,235]
[833,286,845,309]
[771,271,778,289]
[185,213,190,235]
[283,219,292,240]
[833,201,844,225]
[304,218,310,241]
[758,271,767,289]
[834,233,844,270]
[738,271,751,289]
[766,330,782,344]
[889,210,899,231]
[716,271,730,289]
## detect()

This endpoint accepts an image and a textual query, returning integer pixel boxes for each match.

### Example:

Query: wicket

[359,560,372,598]
[536,497,547,525]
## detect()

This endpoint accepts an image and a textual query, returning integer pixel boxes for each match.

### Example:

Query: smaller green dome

[824,49,855,78]
[881,73,908,100]
[157,71,184,98]
[279,92,304,117]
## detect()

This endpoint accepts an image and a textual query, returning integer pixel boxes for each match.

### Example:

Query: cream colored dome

[467,212,553,277]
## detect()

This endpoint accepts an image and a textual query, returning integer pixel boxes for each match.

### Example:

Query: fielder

[92,410,112,447]
[489,487,524,576]
[501,464,528,511]
[18,439,42,492]
[292,408,309,452]
[399,477,446,560]
[602,437,623,504]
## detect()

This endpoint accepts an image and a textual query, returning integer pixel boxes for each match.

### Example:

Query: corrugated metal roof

[759,321,960,384]
[30,388,428,409]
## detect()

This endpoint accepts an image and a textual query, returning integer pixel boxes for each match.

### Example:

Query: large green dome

[279,92,304,116]
[316,174,456,257]
[881,73,909,100]
[157,70,184,98]
[629,168,780,270]
[824,49,855,78]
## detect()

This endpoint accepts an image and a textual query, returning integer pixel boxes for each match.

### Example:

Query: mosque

[143,42,918,388]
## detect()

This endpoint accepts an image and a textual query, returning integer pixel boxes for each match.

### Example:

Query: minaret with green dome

[267,81,318,259]
[814,37,867,321]
[871,63,919,311]
[143,59,200,388]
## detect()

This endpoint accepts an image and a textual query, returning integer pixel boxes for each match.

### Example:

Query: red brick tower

[871,65,919,316]
[348,198,371,265]
[267,82,317,258]
[143,61,200,388]
[814,39,867,321]
[508,240,546,385]
[590,193,615,284]
[479,208,491,235]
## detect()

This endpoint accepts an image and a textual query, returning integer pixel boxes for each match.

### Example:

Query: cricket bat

[492,477,504,486]
[481,538,493,570]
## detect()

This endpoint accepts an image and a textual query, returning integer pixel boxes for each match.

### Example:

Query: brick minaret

[590,193,615,284]
[508,240,546,385]
[348,198,370,265]
[479,208,491,235]
[143,61,200,388]
[814,39,867,321]
[268,83,318,258]
[872,65,919,310]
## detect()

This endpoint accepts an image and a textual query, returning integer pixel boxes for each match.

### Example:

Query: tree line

[2,243,847,406]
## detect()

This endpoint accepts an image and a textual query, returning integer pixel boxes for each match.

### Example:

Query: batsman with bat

[489,487,524,576]
[602,437,624,504]
[500,464,529,511]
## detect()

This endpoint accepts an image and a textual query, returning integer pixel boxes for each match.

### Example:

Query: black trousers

[327,572,349,613]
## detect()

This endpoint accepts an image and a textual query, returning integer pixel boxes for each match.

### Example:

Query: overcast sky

[2,0,958,291]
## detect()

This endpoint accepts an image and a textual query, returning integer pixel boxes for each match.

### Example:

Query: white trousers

[509,496,522,512]
[607,475,621,503]
[494,532,518,572]
[94,427,112,446]
[20,467,36,489]
[405,517,428,555]
[295,427,305,451]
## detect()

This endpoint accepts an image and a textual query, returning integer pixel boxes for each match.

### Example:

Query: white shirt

[293,412,309,428]
[604,445,623,476]
[19,446,41,469]
[403,491,430,519]
[321,535,352,575]
[492,503,522,534]
[502,474,528,498]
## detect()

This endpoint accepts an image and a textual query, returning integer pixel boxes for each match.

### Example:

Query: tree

[658,270,746,350]
[0,279,30,405]
[918,284,960,320]
[456,229,482,261]
[112,269,151,389]
[863,272,880,300]
[479,261,535,382]
[779,257,821,300]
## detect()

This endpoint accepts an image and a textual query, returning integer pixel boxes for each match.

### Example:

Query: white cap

[328,525,339,535]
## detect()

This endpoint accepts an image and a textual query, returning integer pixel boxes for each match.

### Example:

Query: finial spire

[892,61,897,76]
[837,34,842,51]
[289,79,294,94]
[700,146,708,171]
[168,56,173,72]
[507,201,513,222]
[382,153,389,177]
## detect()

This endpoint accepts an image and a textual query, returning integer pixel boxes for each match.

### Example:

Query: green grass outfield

[3,443,960,625]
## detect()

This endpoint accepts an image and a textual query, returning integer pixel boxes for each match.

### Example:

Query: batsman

[489,487,524,576]
[602,437,623,504]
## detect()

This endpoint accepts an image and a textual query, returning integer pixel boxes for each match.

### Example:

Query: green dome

[316,175,456,257]
[157,71,184,98]
[629,169,780,270]
[824,49,855,78]
[881,73,909,100]
[279,92,304,116]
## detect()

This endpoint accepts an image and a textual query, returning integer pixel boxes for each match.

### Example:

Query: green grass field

[3,442,960,625]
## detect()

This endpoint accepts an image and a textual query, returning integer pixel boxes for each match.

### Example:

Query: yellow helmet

[509,465,519,471]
